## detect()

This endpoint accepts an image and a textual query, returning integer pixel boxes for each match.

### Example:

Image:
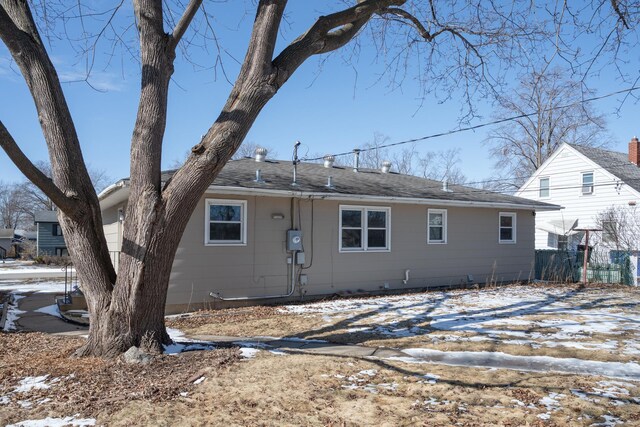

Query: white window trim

[581,171,594,196]
[339,205,391,253]
[204,198,247,246]
[427,209,447,244]
[538,176,550,199]
[498,212,517,244]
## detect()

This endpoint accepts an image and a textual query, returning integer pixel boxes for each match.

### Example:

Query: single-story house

[34,210,68,257]
[99,152,559,313]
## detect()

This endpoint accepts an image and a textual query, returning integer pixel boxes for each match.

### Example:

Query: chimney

[323,155,335,168]
[353,149,361,172]
[381,161,392,174]
[630,136,640,166]
[255,147,267,162]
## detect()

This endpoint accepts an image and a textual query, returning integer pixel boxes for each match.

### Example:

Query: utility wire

[302,85,640,162]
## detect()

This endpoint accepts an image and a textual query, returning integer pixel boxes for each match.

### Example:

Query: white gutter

[97,179,128,201]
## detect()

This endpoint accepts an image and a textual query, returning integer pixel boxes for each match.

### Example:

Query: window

[582,172,594,195]
[539,177,550,198]
[205,199,247,245]
[55,247,68,257]
[52,224,63,237]
[339,206,390,252]
[499,212,516,244]
[603,220,617,244]
[427,209,447,244]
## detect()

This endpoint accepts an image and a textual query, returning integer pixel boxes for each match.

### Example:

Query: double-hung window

[582,172,594,195]
[539,177,550,198]
[427,209,447,244]
[340,206,390,252]
[205,199,247,245]
[499,212,516,244]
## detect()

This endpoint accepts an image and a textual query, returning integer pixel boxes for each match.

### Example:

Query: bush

[34,255,72,266]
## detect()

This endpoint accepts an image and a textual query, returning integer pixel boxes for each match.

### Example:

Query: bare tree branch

[168,0,203,52]
[0,122,77,215]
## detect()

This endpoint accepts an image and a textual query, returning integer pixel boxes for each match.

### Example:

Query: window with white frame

[205,199,247,245]
[499,212,516,243]
[582,172,594,195]
[539,177,550,198]
[427,209,447,244]
[340,206,390,251]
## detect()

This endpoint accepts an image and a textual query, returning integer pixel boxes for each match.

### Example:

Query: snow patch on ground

[6,415,96,427]
[3,294,26,331]
[34,304,62,319]
[0,279,66,293]
[394,348,640,381]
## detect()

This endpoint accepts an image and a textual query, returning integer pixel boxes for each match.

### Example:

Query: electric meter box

[287,230,303,251]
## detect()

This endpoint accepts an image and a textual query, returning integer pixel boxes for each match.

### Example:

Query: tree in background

[486,69,610,190]
[0,1,634,357]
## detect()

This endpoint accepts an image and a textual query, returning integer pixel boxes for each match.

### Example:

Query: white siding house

[516,139,640,279]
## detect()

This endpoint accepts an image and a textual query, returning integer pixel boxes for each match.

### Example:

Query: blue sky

[0,2,638,186]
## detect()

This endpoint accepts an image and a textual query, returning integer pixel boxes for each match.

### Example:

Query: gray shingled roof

[34,210,59,223]
[569,144,640,193]
[159,158,557,209]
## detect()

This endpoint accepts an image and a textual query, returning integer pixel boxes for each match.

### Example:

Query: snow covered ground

[281,285,640,360]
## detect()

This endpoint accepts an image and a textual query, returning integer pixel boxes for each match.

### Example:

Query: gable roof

[100,158,559,211]
[568,144,640,193]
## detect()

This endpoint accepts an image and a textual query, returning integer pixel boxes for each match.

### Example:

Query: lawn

[1,283,640,426]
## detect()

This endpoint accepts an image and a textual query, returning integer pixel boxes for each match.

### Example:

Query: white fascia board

[205,185,561,211]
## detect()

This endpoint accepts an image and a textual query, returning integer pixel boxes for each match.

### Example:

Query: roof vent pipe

[292,141,301,186]
[353,149,361,172]
[381,161,392,174]
[323,155,335,168]
[255,147,267,162]
[326,176,334,188]
[442,179,450,192]
[255,169,264,183]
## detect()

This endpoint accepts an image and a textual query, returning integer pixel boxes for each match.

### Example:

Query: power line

[302,85,640,162]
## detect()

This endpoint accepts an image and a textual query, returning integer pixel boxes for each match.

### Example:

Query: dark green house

[34,210,68,257]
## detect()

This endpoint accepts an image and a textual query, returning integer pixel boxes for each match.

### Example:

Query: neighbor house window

[427,209,447,244]
[499,212,516,244]
[339,206,390,252]
[539,177,550,198]
[52,224,63,237]
[582,172,594,195]
[603,220,617,244]
[205,199,247,245]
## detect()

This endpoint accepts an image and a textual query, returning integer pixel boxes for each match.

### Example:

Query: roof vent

[254,169,264,183]
[381,161,392,174]
[323,155,335,168]
[255,147,267,162]
[442,179,451,192]
[353,149,361,172]
[326,176,334,189]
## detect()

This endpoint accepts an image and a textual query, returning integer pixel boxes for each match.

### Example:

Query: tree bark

[0,0,414,358]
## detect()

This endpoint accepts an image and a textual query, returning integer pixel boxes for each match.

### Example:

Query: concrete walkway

[188,334,407,359]
[16,292,88,334]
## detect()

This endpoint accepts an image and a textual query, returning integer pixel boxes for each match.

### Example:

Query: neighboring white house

[516,138,640,279]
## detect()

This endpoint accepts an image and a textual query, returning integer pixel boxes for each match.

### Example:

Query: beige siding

[165,193,536,311]
[103,222,120,253]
